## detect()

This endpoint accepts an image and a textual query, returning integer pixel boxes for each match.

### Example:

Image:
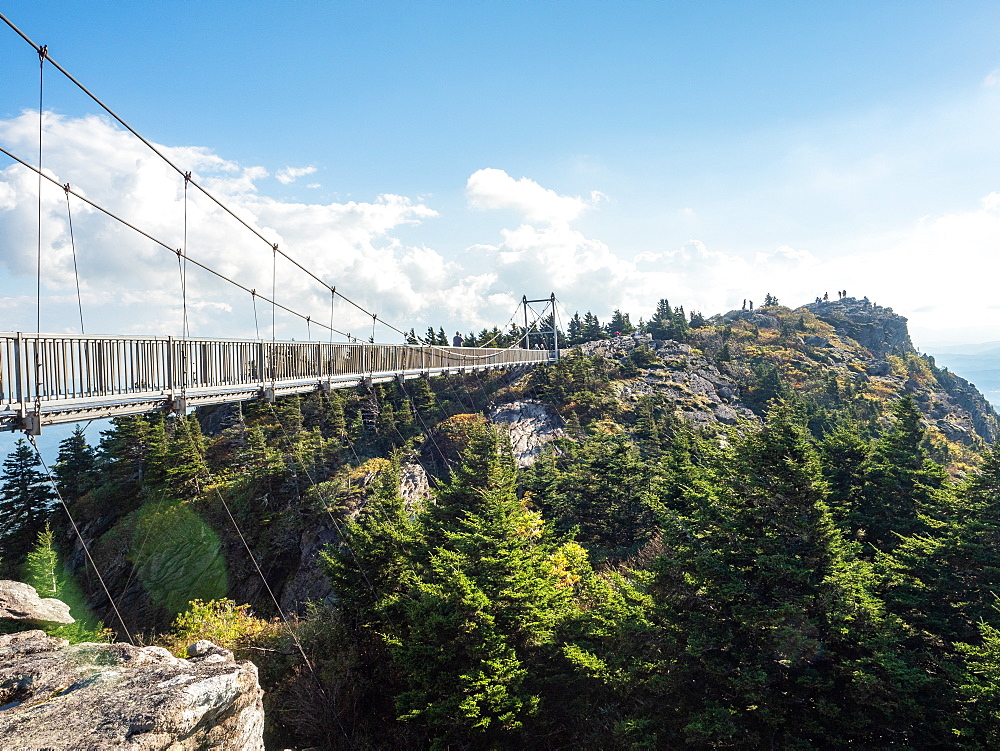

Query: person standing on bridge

[453,331,464,347]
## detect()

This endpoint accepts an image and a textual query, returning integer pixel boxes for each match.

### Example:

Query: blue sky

[2,1,1000,349]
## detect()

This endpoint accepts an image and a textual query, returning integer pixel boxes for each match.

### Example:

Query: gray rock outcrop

[279,521,338,615]
[489,400,566,467]
[0,630,264,750]
[580,336,758,430]
[399,461,433,506]
[0,580,74,627]
[804,298,915,358]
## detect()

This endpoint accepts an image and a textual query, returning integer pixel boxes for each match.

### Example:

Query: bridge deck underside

[0,333,551,433]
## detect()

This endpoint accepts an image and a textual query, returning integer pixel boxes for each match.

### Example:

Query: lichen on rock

[0,630,264,750]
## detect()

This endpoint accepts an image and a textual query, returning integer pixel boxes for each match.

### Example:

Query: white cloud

[754,244,818,265]
[984,69,1000,87]
[466,168,603,225]
[3,112,998,348]
[275,165,317,185]
[0,112,467,338]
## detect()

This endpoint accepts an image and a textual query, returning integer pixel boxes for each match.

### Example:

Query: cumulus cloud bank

[1,114,998,345]
[466,168,603,225]
[0,113,459,338]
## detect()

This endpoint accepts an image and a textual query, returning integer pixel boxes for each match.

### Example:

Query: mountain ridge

[565,296,998,466]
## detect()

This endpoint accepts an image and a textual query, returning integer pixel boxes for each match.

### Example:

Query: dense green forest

[3,297,1000,749]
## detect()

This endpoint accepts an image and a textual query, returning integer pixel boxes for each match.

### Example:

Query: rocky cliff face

[802,298,999,444]
[804,298,915,358]
[489,400,566,467]
[580,336,758,430]
[0,631,264,750]
[568,299,998,453]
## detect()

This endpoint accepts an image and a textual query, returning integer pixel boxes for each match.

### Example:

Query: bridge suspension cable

[1,12,530,362]
[35,42,45,337]
[63,185,86,334]
[2,135,538,361]
[26,434,135,644]
[0,143,354,340]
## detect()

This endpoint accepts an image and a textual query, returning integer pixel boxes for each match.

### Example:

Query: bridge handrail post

[257,341,266,389]
[166,336,174,393]
[14,332,26,415]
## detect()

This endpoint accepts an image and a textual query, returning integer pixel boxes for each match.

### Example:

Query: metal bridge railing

[0,333,551,432]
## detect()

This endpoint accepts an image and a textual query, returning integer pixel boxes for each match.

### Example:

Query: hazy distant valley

[927,342,1000,411]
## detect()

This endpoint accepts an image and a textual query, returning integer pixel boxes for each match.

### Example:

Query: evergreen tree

[640,402,909,746]
[647,298,690,341]
[525,430,660,559]
[646,298,673,340]
[855,396,946,552]
[877,440,1000,644]
[0,439,56,575]
[323,456,417,619]
[673,305,690,341]
[606,309,635,336]
[96,414,164,492]
[164,415,209,496]
[326,424,604,745]
[567,312,584,345]
[23,524,110,643]
[818,421,871,527]
[53,426,98,502]
[24,523,60,599]
[321,390,347,441]
[395,424,581,744]
[580,312,606,342]
[957,623,1000,746]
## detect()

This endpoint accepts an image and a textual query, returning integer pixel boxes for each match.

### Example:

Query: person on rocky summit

[453,331,463,347]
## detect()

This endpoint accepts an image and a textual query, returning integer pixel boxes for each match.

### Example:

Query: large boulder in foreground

[0,580,73,627]
[0,630,264,750]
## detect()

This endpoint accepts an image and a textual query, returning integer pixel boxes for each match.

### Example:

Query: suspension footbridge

[0,333,551,433]
[0,15,563,435]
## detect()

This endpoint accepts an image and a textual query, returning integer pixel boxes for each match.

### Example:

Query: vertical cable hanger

[251,289,261,340]
[35,44,46,337]
[251,288,263,390]
[63,184,85,334]
[271,244,277,344]
[329,286,336,347]
[173,171,193,414]
[270,243,277,390]
[28,44,48,436]
[181,171,191,338]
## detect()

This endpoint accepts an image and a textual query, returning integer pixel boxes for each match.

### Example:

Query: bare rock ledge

[0,630,264,751]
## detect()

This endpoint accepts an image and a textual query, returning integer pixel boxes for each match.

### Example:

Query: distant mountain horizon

[925,341,1000,356]
[925,345,1000,411]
